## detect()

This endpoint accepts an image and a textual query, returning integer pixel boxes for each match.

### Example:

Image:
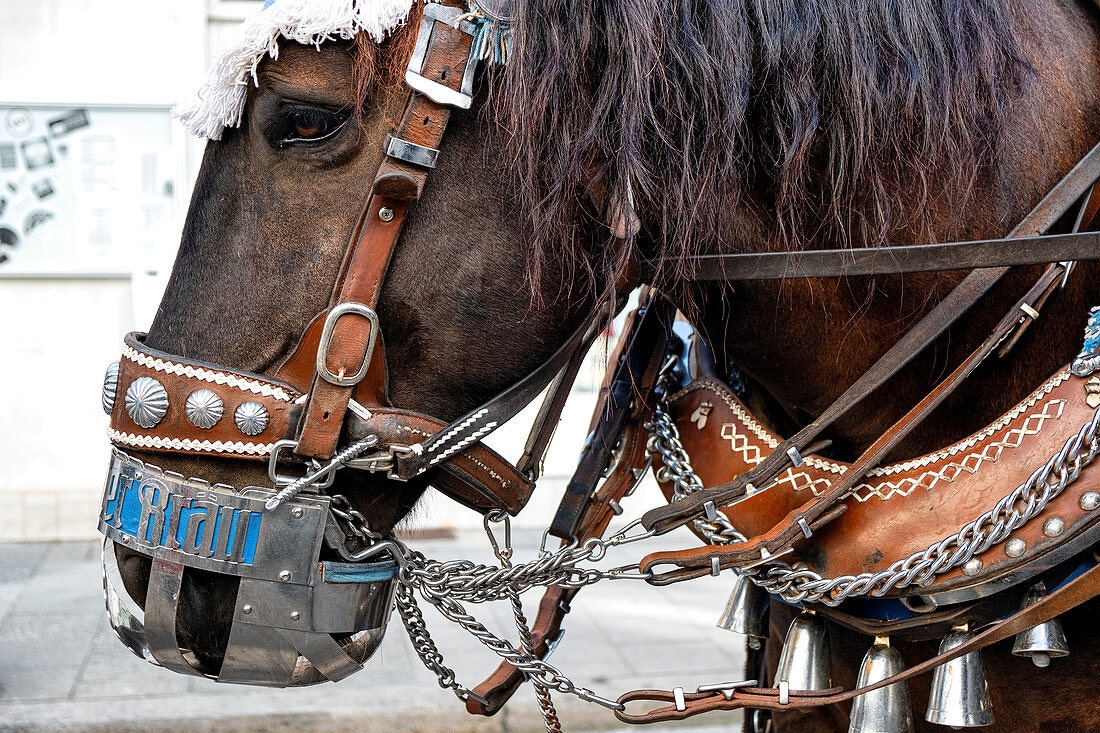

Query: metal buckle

[405,4,479,109]
[267,439,336,489]
[316,302,379,386]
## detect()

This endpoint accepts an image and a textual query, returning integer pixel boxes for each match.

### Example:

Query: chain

[746,406,1100,605]
[329,494,383,546]
[398,555,625,711]
[485,514,562,732]
[645,359,747,544]
[394,581,480,703]
[400,520,653,604]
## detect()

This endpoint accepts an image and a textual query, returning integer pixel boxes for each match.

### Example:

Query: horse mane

[494,0,1033,294]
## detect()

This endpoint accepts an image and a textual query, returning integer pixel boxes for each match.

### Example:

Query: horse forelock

[496,0,1033,296]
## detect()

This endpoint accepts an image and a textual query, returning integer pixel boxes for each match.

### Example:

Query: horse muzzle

[98,448,398,687]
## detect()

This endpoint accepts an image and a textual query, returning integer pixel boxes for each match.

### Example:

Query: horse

[102,0,1100,730]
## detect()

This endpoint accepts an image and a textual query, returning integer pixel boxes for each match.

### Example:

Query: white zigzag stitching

[109,428,275,456]
[687,368,1073,502]
[427,408,489,453]
[396,424,507,487]
[849,398,1066,502]
[122,344,294,402]
[427,422,499,468]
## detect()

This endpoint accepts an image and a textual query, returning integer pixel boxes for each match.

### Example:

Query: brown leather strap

[295,4,472,459]
[615,562,1100,724]
[550,294,672,539]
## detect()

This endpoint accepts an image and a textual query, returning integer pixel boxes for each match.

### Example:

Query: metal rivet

[242,604,253,614]
[1005,538,1026,558]
[962,558,983,576]
[290,611,300,621]
[234,402,269,436]
[279,570,291,582]
[291,507,304,518]
[1081,492,1100,511]
[185,389,224,429]
[125,376,169,428]
[102,361,119,415]
[1043,518,1065,537]
[379,206,395,222]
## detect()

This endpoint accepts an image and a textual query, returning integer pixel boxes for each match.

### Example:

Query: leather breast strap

[614,561,1100,724]
[640,136,1100,538]
[639,261,1070,582]
[295,1,472,460]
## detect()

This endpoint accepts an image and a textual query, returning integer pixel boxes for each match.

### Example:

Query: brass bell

[924,627,994,727]
[848,637,913,733]
[716,573,769,649]
[1011,582,1069,668]
[775,610,832,691]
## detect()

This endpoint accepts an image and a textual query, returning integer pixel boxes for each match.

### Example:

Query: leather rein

[104,0,1100,724]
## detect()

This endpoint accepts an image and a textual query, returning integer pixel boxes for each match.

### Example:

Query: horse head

[105,2,617,680]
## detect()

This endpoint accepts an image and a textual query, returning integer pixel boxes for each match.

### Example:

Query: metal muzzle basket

[98,449,397,687]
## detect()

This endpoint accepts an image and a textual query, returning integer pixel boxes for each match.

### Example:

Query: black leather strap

[675,228,1100,281]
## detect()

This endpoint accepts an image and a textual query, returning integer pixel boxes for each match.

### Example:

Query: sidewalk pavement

[0,523,749,733]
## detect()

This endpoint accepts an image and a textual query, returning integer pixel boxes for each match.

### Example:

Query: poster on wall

[0,105,177,274]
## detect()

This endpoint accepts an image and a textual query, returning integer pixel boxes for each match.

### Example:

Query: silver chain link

[485,514,562,732]
[646,359,747,544]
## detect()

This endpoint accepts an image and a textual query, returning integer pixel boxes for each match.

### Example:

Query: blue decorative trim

[1072,306,1100,377]
[322,560,399,583]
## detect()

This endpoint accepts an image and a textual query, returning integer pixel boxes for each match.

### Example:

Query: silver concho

[125,377,169,429]
[102,361,120,415]
[185,389,224,429]
[234,402,269,436]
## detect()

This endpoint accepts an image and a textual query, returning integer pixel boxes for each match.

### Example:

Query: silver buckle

[405,4,478,109]
[267,439,336,489]
[316,302,379,386]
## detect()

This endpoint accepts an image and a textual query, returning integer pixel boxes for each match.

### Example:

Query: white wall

[0,0,210,540]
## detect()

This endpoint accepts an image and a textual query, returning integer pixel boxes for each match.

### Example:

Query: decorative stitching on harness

[122,344,295,402]
[678,369,1074,501]
[426,422,499,468]
[849,398,1066,502]
[109,428,275,456]
[426,408,489,453]
[395,424,507,487]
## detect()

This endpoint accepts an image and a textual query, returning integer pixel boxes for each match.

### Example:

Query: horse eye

[278,106,347,146]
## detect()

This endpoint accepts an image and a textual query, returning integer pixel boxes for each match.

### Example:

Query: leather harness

[104,0,1100,722]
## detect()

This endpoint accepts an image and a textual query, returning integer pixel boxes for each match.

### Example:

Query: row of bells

[718,578,1068,731]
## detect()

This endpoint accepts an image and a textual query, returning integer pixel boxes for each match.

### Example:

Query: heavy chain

[400,520,653,603]
[394,581,480,703]
[645,361,747,545]
[398,555,625,711]
[484,514,562,732]
[747,406,1100,604]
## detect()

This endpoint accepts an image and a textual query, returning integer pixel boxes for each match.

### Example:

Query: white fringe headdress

[176,0,427,140]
